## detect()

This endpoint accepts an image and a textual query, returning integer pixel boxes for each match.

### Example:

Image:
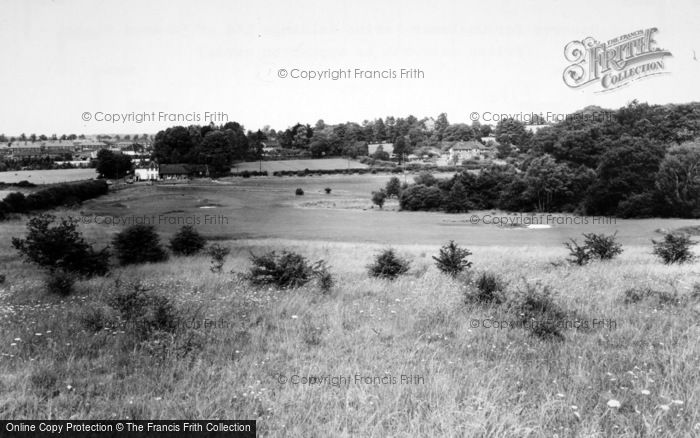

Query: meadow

[0,168,97,184]
[0,174,699,437]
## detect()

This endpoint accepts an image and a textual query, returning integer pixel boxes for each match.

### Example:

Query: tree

[444,180,472,213]
[372,189,387,209]
[655,142,700,217]
[95,149,132,179]
[112,225,168,265]
[434,113,449,141]
[200,131,233,175]
[495,119,530,148]
[385,177,401,198]
[170,225,206,255]
[12,214,109,277]
[433,241,472,276]
[153,126,196,164]
[393,137,408,163]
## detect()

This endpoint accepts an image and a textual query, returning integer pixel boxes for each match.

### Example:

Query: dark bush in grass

[29,367,58,396]
[207,243,230,273]
[469,272,505,304]
[513,282,566,342]
[582,232,623,260]
[108,282,178,339]
[295,188,304,196]
[367,249,410,280]
[314,261,334,293]
[0,274,5,284]
[564,238,591,265]
[652,233,695,264]
[170,225,206,256]
[563,232,623,265]
[371,189,387,208]
[45,271,76,296]
[433,240,472,277]
[112,225,168,265]
[12,214,110,277]
[249,250,316,288]
[324,187,332,194]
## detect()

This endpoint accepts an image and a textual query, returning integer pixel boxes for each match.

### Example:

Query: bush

[652,233,695,264]
[563,232,623,265]
[371,189,387,208]
[563,238,591,265]
[207,244,230,273]
[2,180,108,214]
[315,261,334,293]
[0,274,5,284]
[12,214,110,277]
[367,249,410,280]
[109,282,178,339]
[324,187,332,194]
[513,282,566,342]
[433,241,472,277]
[170,225,206,256]
[249,250,316,288]
[295,188,304,196]
[112,225,168,265]
[583,232,623,260]
[45,271,75,296]
[465,272,505,304]
[399,184,444,211]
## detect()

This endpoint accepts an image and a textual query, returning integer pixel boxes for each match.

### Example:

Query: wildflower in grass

[10,343,16,346]
[672,400,684,405]
[641,390,650,395]
[659,405,670,411]
[607,399,621,408]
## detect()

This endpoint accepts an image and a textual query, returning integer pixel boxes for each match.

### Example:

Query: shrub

[295,188,304,196]
[314,261,334,293]
[324,187,332,194]
[564,238,591,265]
[367,249,410,280]
[513,282,566,342]
[249,250,315,288]
[371,189,387,209]
[207,244,230,273]
[582,232,623,260]
[170,225,206,256]
[399,184,444,211]
[45,271,75,296]
[108,282,178,339]
[12,214,110,277]
[652,233,695,264]
[112,225,168,265]
[563,232,623,265]
[79,304,115,333]
[0,274,5,284]
[433,241,472,277]
[473,272,505,304]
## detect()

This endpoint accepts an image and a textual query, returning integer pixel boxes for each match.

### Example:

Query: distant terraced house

[0,141,78,159]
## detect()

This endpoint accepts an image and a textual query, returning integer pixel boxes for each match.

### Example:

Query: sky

[1,0,698,136]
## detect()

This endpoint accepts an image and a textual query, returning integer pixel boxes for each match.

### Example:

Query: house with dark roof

[159,164,208,180]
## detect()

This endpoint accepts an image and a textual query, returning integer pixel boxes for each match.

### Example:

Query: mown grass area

[0,236,699,437]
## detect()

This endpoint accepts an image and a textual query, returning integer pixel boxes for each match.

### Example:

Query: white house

[134,162,159,181]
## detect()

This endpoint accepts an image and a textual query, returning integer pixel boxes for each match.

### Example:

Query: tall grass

[0,238,698,437]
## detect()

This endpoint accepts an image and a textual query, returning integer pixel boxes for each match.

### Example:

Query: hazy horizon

[2,0,699,136]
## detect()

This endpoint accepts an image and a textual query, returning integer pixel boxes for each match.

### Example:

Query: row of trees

[390,139,700,218]
[152,123,265,175]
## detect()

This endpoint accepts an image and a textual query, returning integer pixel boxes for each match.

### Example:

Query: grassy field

[0,168,97,184]
[232,158,368,172]
[1,174,699,437]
